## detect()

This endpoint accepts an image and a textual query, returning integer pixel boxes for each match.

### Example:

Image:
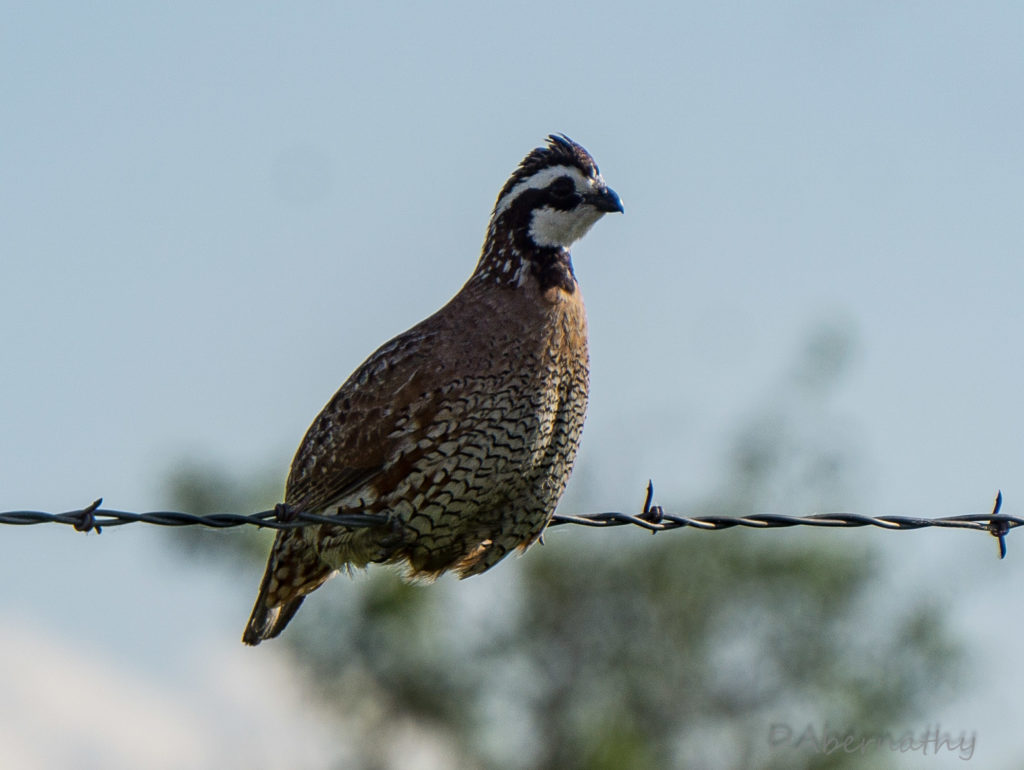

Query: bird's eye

[549,177,576,198]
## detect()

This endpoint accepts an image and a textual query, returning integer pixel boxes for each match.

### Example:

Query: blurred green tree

[165,326,962,769]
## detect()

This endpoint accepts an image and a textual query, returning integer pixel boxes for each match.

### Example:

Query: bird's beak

[589,185,624,214]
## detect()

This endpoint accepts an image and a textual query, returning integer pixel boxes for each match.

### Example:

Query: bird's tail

[243,593,305,646]
[242,529,332,646]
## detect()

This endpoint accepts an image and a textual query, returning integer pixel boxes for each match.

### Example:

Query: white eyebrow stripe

[492,165,594,219]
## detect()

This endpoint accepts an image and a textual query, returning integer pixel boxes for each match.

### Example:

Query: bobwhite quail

[243,134,622,644]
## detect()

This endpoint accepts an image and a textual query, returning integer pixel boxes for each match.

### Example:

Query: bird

[243,134,622,645]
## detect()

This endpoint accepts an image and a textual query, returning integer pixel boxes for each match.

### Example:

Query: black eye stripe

[498,177,582,221]
[549,177,576,197]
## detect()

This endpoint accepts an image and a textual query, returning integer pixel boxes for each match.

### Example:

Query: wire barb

[2,488,1020,561]
[639,480,664,526]
[987,490,1009,559]
[74,498,103,533]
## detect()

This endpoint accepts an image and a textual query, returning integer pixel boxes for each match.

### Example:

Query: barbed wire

[1,484,1016,558]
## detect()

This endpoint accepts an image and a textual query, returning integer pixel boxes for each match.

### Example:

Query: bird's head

[491,134,623,251]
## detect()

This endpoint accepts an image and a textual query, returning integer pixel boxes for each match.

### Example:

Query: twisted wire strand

[0,486,1014,557]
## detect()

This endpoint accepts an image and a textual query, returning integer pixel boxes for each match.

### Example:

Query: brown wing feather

[284,324,452,515]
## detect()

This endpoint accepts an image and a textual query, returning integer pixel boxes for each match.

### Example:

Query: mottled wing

[284,325,455,516]
[243,325,462,645]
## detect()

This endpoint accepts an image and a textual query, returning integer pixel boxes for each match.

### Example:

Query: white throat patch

[528,205,606,249]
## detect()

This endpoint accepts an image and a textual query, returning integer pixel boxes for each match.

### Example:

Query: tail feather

[242,529,332,646]
[243,594,305,646]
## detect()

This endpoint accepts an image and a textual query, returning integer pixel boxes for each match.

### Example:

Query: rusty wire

[1,485,1016,559]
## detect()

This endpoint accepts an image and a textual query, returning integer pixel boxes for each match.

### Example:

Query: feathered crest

[495,134,600,204]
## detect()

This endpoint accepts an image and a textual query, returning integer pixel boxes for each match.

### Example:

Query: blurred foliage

[164,326,962,769]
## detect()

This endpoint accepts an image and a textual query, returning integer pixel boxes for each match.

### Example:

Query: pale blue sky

[2,2,1022,767]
